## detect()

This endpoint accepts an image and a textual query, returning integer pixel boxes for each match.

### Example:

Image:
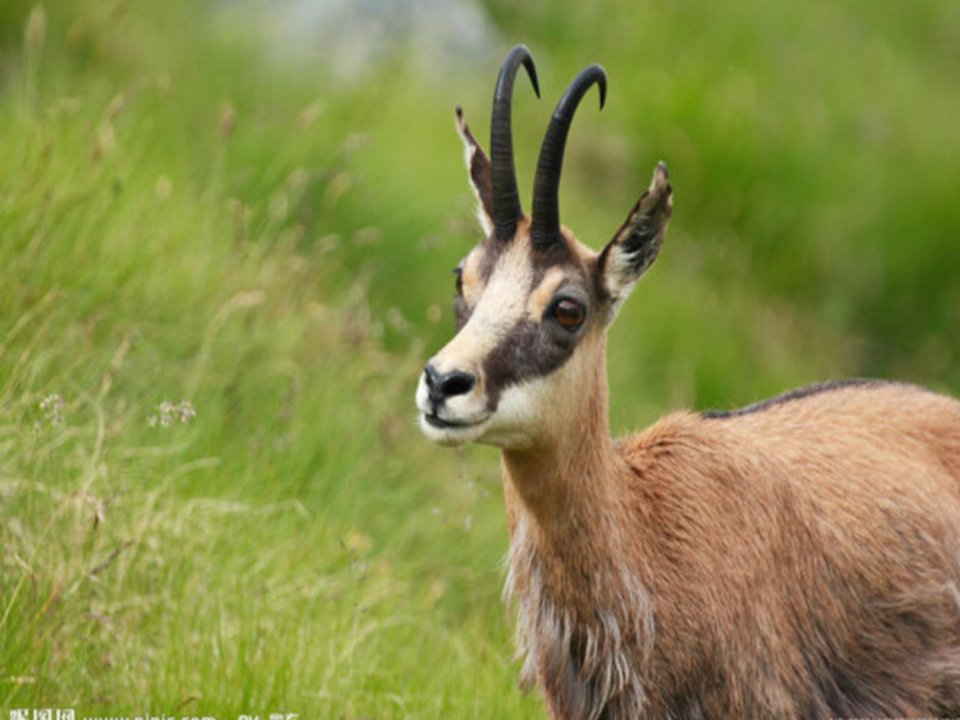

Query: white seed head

[149,399,197,428]
[39,393,65,425]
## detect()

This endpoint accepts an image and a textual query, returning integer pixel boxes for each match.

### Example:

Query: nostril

[423,364,440,390]
[440,371,476,398]
[424,365,476,407]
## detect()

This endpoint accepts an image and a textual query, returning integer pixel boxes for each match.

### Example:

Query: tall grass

[0,0,957,717]
[0,2,537,715]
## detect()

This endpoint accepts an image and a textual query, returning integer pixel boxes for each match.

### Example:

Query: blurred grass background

[0,0,957,717]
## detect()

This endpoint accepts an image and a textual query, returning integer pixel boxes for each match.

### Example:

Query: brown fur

[431,175,960,716]
[503,365,960,718]
[434,207,960,718]
[432,83,960,720]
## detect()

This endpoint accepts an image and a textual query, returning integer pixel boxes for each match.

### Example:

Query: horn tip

[526,60,541,98]
[494,44,540,101]
[596,66,608,109]
[517,44,540,98]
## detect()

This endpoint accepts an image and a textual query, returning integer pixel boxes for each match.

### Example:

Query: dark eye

[453,267,464,296]
[552,298,586,330]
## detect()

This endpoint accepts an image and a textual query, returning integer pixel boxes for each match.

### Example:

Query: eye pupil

[554,299,585,328]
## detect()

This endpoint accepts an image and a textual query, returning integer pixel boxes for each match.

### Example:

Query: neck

[498,340,655,709]
[500,334,630,552]
[501,430,618,528]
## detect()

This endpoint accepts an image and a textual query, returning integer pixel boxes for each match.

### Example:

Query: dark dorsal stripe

[700,379,924,420]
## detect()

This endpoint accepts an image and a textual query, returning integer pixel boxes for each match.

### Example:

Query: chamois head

[417,46,673,450]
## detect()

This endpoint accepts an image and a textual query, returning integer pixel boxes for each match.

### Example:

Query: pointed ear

[455,105,495,236]
[597,162,673,321]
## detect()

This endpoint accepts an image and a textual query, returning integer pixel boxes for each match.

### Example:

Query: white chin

[417,414,488,447]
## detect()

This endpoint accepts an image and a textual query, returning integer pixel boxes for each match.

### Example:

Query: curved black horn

[531,65,607,248]
[490,45,540,241]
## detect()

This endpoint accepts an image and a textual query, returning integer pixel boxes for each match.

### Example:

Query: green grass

[0,0,958,717]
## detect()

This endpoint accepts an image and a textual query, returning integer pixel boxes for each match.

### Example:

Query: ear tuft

[598,162,673,319]
[455,105,494,236]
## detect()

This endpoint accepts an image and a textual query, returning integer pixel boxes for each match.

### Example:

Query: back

[703,379,960,495]
[617,380,960,717]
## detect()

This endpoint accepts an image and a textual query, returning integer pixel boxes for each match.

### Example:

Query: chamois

[415,45,960,719]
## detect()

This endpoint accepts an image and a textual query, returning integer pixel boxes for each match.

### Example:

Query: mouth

[414,377,491,445]
[422,412,488,430]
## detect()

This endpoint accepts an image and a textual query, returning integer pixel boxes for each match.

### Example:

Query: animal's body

[416,46,960,719]
[506,380,960,718]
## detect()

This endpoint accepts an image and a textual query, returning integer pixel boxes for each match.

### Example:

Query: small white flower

[39,393,65,425]
[149,399,196,427]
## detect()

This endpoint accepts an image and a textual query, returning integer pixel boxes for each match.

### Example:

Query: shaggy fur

[504,513,655,720]
[501,381,960,719]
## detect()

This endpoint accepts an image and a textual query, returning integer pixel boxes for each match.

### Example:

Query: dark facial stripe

[482,316,581,409]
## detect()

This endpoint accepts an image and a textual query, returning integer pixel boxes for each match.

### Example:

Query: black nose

[424,364,476,406]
